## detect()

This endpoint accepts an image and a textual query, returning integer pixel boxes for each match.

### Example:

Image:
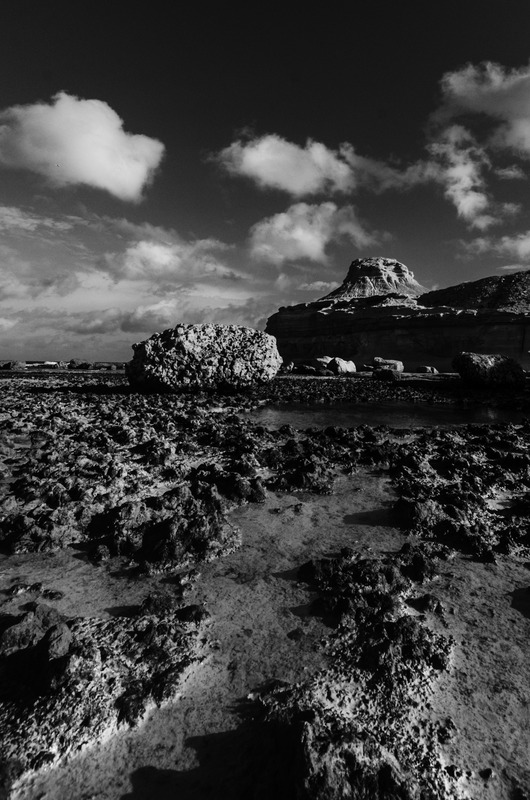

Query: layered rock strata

[266,258,530,370]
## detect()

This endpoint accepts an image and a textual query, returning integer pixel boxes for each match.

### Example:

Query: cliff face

[266,259,530,370]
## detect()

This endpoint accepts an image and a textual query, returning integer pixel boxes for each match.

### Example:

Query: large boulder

[1,361,26,371]
[373,357,404,372]
[126,323,282,391]
[328,357,356,375]
[452,352,525,387]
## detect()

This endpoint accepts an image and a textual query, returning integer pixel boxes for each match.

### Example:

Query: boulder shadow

[343,507,392,527]
[120,700,298,800]
[510,586,530,619]
[27,384,132,396]
[104,604,141,618]
[271,567,300,582]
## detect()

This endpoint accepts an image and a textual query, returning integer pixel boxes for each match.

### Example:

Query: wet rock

[126,323,282,391]
[453,352,525,387]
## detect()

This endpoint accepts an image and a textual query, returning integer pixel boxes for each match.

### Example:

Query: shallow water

[249,401,524,429]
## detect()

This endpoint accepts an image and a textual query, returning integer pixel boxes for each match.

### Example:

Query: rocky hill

[266,258,530,370]
[322,257,426,301]
[421,270,530,313]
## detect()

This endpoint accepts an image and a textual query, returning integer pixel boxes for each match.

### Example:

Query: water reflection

[249,402,523,430]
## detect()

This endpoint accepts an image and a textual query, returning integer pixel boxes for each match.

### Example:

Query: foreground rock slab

[126,323,282,391]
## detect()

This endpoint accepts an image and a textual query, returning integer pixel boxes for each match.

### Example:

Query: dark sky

[1,2,530,358]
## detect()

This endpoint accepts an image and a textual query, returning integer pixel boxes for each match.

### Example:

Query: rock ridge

[266,257,530,370]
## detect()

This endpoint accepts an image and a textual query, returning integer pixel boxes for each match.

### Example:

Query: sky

[2,2,530,360]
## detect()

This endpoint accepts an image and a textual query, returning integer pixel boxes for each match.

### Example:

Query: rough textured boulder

[328,357,356,374]
[266,257,530,370]
[373,357,403,372]
[126,323,282,391]
[452,352,525,387]
[1,361,26,371]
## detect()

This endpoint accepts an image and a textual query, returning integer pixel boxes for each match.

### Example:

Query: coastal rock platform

[0,372,530,799]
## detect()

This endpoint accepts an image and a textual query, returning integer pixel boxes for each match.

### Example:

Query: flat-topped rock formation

[322,256,427,301]
[266,258,530,370]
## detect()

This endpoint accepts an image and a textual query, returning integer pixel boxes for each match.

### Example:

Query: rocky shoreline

[1,373,530,798]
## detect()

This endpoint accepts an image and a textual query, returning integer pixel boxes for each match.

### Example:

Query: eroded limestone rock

[126,323,282,391]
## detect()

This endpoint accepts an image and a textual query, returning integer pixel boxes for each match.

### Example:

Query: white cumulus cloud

[217,134,432,197]
[0,92,164,201]
[218,135,354,195]
[249,202,379,265]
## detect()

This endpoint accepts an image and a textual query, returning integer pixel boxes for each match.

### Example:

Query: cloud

[0,205,74,232]
[249,202,379,265]
[494,165,526,180]
[438,61,530,156]
[0,92,164,201]
[0,317,17,332]
[218,134,354,195]
[120,298,190,333]
[465,231,530,260]
[64,308,122,335]
[217,134,432,197]
[298,280,340,292]
[426,125,495,229]
[105,238,238,283]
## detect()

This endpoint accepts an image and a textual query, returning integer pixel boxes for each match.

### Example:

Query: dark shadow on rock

[510,586,530,619]
[343,507,392,527]
[290,598,337,628]
[104,605,140,618]
[271,567,300,582]
[120,700,298,800]
[27,384,133,396]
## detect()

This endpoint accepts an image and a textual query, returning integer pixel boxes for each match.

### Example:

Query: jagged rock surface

[266,258,530,370]
[127,323,282,391]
